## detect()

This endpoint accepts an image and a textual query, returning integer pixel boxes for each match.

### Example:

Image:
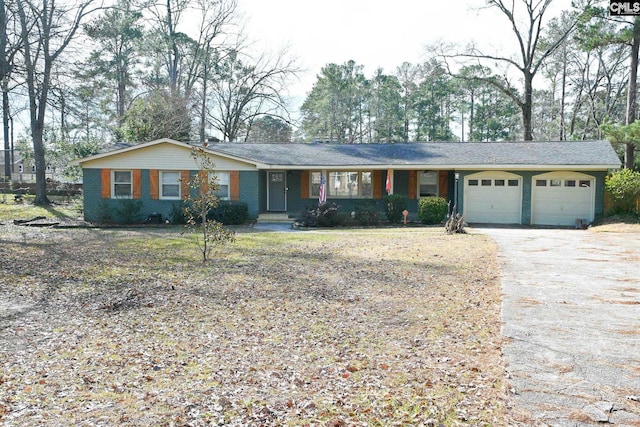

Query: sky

[234,0,543,103]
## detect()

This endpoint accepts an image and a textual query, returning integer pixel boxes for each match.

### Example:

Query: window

[579,180,591,188]
[565,180,576,187]
[113,170,132,198]
[311,171,323,197]
[212,171,230,200]
[550,179,561,187]
[468,179,478,186]
[508,179,519,187]
[419,171,438,197]
[18,164,23,173]
[494,179,505,186]
[327,171,372,198]
[536,179,547,187]
[481,179,492,186]
[160,171,181,199]
[361,172,372,197]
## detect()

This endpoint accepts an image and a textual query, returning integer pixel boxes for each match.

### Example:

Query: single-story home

[71,138,621,226]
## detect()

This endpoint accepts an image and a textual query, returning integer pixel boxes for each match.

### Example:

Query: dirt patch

[589,221,640,234]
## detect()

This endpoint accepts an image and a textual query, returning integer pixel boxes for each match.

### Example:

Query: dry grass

[1,213,508,426]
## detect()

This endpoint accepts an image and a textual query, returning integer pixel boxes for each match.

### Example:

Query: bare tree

[16,0,102,204]
[207,47,298,142]
[192,0,237,143]
[434,0,579,141]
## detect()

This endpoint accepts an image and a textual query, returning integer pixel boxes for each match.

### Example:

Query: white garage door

[532,172,595,226]
[464,172,522,224]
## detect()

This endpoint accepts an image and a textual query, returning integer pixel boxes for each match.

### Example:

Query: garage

[531,172,595,226]
[463,171,522,224]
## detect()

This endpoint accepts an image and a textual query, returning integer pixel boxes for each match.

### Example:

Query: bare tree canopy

[16,0,104,204]
[431,0,580,141]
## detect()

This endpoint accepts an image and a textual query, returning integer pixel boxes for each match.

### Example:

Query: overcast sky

[234,0,564,102]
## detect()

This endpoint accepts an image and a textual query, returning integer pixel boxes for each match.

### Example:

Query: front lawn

[0,208,507,425]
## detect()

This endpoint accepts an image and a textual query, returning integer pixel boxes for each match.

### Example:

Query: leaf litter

[0,224,510,426]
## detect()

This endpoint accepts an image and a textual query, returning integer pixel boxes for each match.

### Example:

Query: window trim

[160,171,181,200]
[310,171,323,197]
[214,171,231,200]
[418,170,439,198]
[112,170,133,199]
[327,170,373,198]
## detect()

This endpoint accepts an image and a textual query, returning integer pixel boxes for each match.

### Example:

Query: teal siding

[83,167,610,225]
[239,171,260,219]
[82,169,260,224]
[520,171,536,225]
[82,169,104,222]
[592,171,608,218]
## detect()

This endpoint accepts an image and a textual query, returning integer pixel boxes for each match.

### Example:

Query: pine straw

[1,225,509,426]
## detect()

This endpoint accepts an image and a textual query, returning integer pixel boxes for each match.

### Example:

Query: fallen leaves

[0,224,508,425]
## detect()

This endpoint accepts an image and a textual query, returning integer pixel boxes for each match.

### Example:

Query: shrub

[418,196,448,224]
[605,169,640,214]
[383,194,407,224]
[209,200,249,225]
[169,202,189,224]
[171,200,249,225]
[354,200,380,226]
[297,202,344,227]
[115,199,143,223]
[96,199,113,223]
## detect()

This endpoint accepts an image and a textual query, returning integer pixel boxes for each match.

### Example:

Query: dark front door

[268,171,287,211]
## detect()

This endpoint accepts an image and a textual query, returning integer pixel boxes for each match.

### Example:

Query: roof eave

[248,163,621,170]
[71,138,190,166]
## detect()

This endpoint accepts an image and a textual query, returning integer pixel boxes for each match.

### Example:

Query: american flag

[386,170,392,194]
[319,174,326,205]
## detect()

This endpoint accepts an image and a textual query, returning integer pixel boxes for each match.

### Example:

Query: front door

[267,171,287,211]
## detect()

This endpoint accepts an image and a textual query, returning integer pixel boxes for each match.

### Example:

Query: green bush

[383,194,407,224]
[297,202,345,227]
[418,196,448,224]
[115,199,144,223]
[605,169,640,214]
[209,200,249,225]
[169,202,189,224]
[96,199,113,223]
[170,200,249,225]
[354,200,380,226]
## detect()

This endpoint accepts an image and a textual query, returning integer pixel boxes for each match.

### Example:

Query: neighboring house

[0,150,21,180]
[71,138,621,226]
[1,151,58,183]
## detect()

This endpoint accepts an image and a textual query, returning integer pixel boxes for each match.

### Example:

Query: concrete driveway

[478,227,640,426]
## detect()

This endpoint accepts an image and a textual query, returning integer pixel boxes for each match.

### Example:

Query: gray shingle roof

[206,141,620,168]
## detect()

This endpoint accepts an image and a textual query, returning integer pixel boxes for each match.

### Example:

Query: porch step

[257,213,293,223]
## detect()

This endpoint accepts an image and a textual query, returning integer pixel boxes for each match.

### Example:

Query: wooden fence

[604,191,640,214]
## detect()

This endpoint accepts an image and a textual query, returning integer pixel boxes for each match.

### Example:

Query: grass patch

[0,218,508,425]
[0,195,83,222]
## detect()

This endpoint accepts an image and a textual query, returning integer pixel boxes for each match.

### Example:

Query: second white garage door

[464,172,522,224]
[531,172,595,226]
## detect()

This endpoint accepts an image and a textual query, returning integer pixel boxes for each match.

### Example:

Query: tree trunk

[1,0,10,179]
[166,0,179,94]
[624,17,640,168]
[559,47,567,141]
[2,91,9,180]
[200,60,208,144]
[522,71,534,141]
